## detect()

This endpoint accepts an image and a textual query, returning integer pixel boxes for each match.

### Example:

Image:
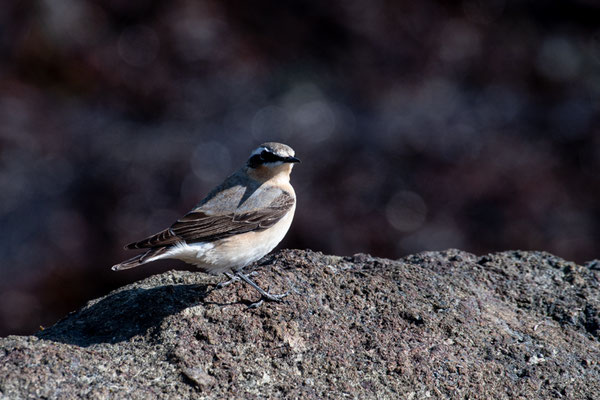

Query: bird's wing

[125,189,294,249]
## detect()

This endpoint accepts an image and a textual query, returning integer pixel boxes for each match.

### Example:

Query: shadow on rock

[36,284,210,347]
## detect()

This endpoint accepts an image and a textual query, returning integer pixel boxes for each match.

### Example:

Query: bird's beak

[285,156,301,163]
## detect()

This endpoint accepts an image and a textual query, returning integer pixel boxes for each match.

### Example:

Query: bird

[112,142,300,307]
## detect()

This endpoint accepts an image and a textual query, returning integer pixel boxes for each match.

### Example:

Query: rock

[1,249,600,399]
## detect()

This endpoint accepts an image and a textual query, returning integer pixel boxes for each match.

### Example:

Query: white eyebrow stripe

[250,147,269,157]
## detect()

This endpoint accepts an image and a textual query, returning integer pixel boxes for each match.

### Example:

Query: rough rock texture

[1,249,600,399]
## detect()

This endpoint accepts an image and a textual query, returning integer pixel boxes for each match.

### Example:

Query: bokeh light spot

[386,191,428,232]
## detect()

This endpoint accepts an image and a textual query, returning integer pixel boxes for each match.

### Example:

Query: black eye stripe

[248,154,263,168]
[261,152,282,163]
[247,151,288,167]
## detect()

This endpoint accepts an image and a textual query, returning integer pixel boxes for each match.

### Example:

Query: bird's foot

[235,271,289,308]
[263,290,289,302]
[218,271,258,288]
[248,290,289,309]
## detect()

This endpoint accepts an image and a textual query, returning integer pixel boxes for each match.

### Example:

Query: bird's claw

[217,277,238,289]
[263,288,289,301]
[218,271,259,288]
[248,289,289,308]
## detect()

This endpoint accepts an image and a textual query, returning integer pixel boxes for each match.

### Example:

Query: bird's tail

[111,247,169,271]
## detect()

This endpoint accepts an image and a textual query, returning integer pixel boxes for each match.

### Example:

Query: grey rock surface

[1,249,600,399]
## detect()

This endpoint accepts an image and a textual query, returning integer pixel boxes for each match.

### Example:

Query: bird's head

[246,142,300,181]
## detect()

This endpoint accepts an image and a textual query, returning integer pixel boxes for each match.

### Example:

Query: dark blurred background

[1,0,599,336]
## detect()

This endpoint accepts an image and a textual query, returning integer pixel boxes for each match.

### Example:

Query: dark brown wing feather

[126,191,294,249]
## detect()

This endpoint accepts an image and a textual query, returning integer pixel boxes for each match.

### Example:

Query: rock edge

[1,249,600,399]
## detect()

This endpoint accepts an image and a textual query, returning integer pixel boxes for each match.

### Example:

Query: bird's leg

[217,272,239,288]
[235,271,289,308]
[217,271,259,288]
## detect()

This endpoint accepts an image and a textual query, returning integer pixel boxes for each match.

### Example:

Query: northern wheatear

[112,142,300,306]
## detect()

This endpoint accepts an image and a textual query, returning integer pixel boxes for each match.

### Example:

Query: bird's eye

[261,150,269,158]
